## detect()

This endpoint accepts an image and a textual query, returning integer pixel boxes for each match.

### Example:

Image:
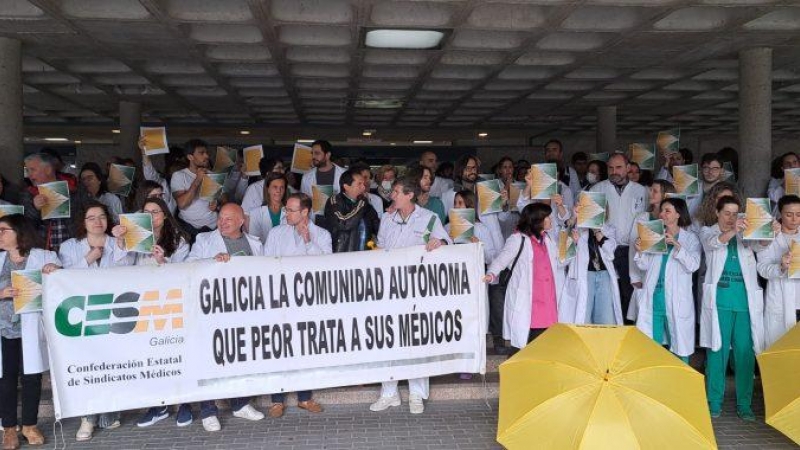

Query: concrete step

[28,351,509,418]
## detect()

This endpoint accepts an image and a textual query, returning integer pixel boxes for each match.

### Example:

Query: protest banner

[43,244,487,419]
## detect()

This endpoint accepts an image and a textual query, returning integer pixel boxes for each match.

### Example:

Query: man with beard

[323,168,380,253]
[419,151,453,198]
[300,140,346,198]
[591,153,648,323]
[544,139,582,198]
[171,139,220,240]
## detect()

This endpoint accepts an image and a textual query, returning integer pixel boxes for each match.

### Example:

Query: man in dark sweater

[323,168,380,253]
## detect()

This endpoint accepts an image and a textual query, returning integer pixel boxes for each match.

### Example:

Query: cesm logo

[55,289,183,337]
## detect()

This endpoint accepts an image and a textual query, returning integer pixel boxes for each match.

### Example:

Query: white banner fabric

[42,244,487,419]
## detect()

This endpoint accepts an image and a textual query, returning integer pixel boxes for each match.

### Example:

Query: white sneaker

[409,394,425,414]
[75,418,94,441]
[202,415,221,432]
[369,394,401,412]
[232,404,264,421]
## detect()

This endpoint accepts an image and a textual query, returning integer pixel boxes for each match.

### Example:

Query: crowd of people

[0,137,798,449]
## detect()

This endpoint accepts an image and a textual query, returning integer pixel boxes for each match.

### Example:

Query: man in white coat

[186,203,265,431]
[264,193,332,256]
[544,139,582,199]
[591,153,648,323]
[262,192,330,419]
[756,195,800,348]
[369,177,451,415]
[300,140,346,198]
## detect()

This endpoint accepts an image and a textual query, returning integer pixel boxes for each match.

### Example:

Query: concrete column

[596,106,616,155]
[739,47,772,198]
[119,100,141,162]
[0,38,23,184]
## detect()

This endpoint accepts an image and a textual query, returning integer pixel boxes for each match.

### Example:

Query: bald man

[420,151,453,198]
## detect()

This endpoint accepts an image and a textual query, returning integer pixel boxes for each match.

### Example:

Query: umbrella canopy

[497,324,716,449]
[757,323,800,445]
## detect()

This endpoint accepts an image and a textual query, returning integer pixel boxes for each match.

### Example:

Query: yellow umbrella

[757,324,800,445]
[497,324,716,449]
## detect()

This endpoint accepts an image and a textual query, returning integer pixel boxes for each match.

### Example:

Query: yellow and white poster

[243,145,264,177]
[291,143,314,174]
[139,127,169,156]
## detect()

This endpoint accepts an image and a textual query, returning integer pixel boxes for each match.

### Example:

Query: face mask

[586,173,598,184]
[381,180,393,191]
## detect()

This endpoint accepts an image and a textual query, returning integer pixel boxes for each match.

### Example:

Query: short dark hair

[75,201,113,239]
[311,140,332,155]
[349,163,372,180]
[700,152,723,167]
[544,139,562,151]
[778,194,800,213]
[0,214,42,256]
[715,195,741,212]
[288,192,312,212]
[587,160,608,181]
[660,198,692,229]
[135,180,164,211]
[393,176,420,200]
[679,148,693,164]
[183,139,208,157]
[261,172,288,206]
[571,152,588,164]
[339,168,360,192]
[517,203,552,239]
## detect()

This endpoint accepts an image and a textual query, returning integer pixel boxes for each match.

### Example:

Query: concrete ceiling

[4,0,800,140]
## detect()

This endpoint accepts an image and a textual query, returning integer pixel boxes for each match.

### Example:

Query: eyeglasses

[0,228,14,234]
[85,215,108,222]
[143,209,163,215]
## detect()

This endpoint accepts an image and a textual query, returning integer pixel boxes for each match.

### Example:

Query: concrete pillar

[739,47,772,198]
[596,106,616,155]
[0,38,23,184]
[119,100,141,162]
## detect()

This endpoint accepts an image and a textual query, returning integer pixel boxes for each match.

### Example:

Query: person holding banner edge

[186,203,265,431]
[264,192,332,418]
[370,176,451,415]
[0,214,61,450]
[58,202,134,441]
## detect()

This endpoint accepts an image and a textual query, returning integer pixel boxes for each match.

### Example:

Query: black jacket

[323,193,380,253]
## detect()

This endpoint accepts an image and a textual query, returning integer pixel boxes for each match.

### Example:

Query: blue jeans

[585,270,616,325]
[272,391,312,404]
[199,398,250,419]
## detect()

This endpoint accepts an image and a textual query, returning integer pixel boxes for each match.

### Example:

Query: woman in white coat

[0,214,60,449]
[628,180,675,320]
[245,173,287,243]
[700,196,765,420]
[485,203,566,349]
[634,198,701,362]
[563,223,622,325]
[445,190,498,265]
[59,202,134,441]
[756,194,800,348]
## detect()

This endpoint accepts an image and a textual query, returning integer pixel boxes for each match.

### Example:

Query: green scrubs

[705,239,754,415]
[652,244,689,363]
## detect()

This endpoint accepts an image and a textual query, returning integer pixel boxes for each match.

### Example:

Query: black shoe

[493,345,514,355]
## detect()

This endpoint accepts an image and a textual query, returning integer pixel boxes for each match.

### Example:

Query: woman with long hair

[78,163,123,222]
[700,196,765,420]
[695,181,740,229]
[634,198,701,362]
[59,201,133,441]
[485,203,565,348]
[410,165,446,225]
[246,172,288,243]
[0,214,60,449]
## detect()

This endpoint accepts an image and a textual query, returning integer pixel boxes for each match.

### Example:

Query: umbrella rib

[611,382,716,447]
[502,383,601,438]
[577,384,644,450]
[504,358,600,377]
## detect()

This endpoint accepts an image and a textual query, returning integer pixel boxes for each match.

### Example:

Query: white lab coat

[241,180,265,215]
[97,192,123,222]
[187,229,263,261]
[515,181,573,233]
[132,237,190,266]
[59,236,134,269]
[0,249,60,374]
[429,176,453,198]
[562,225,623,325]
[263,222,332,256]
[367,192,384,219]
[699,225,765,354]
[590,180,648,246]
[300,165,346,197]
[142,160,177,215]
[756,231,800,348]
[377,206,451,250]
[634,229,701,357]
[247,206,286,243]
[486,232,566,349]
